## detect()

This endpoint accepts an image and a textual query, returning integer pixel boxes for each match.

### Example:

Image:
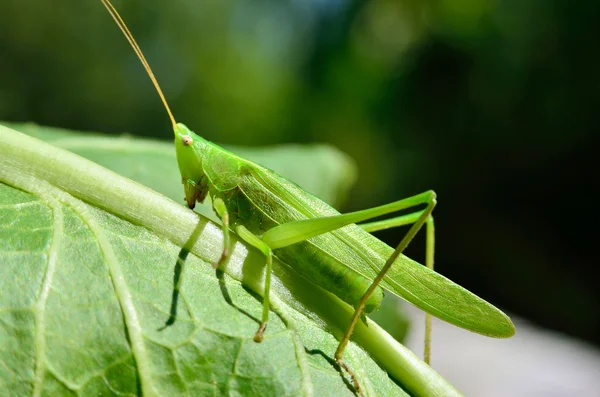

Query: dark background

[1,0,598,346]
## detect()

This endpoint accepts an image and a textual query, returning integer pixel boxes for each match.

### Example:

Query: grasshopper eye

[181,135,193,146]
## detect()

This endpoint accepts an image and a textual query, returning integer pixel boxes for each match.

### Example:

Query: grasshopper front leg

[212,197,231,268]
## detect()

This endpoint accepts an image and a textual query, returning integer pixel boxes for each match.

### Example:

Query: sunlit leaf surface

[0,123,430,396]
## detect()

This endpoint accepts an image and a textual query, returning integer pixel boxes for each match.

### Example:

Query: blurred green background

[1,0,598,347]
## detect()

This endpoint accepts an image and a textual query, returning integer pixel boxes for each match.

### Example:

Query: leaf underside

[1,184,406,396]
[1,123,413,397]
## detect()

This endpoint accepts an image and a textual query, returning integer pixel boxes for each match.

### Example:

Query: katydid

[101,0,515,392]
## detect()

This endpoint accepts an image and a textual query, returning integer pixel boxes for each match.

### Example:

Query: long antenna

[101,0,177,128]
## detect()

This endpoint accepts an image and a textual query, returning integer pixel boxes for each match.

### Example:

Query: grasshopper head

[173,123,209,208]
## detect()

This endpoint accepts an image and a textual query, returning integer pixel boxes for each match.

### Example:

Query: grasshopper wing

[239,165,515,338]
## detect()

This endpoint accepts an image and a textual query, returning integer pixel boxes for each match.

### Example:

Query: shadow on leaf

[305,348,359,395]
[159,218,207,330]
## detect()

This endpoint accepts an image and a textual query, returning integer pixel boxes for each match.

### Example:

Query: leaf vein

[291,332,314,397]
[20,189,63,397]
[61,197,159,397]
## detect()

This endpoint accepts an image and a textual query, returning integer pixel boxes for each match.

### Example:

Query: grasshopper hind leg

[359,212,436,364]
[258,190,437,388]
[423,215,434,363]
[334,192,436,392]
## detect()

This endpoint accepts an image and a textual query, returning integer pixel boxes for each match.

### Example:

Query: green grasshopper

[102,0,515,392]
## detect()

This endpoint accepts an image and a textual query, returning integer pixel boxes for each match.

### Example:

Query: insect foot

[254,322,268,342]
[213,249,229,269]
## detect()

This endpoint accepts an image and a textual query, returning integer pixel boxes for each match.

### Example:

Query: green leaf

[0,123,463,396]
